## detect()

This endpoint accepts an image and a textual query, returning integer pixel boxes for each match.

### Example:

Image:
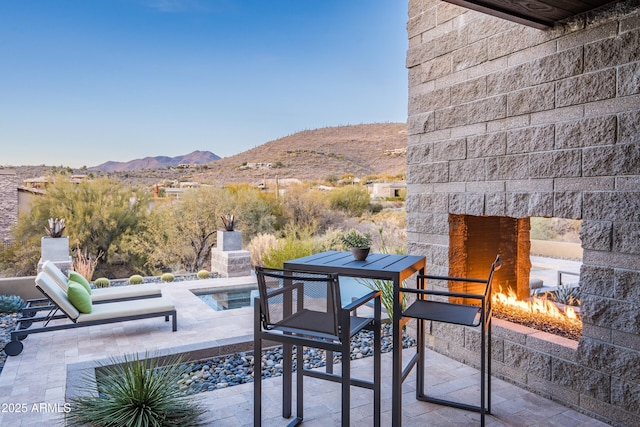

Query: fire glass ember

[492,287,581,341]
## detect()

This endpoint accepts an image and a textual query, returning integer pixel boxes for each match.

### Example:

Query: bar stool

[401,255,501,426]
[253,266,382,426]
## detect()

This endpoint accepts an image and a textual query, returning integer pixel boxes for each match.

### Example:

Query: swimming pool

[192,285,258,311]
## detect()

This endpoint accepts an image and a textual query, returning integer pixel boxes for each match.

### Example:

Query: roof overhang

[440,0,621,29]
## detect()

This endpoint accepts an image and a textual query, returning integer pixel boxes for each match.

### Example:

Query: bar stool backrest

[255,267,342,340]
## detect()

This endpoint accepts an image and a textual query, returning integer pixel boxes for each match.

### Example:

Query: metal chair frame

[401,255,501,426]
[253,267,382,427]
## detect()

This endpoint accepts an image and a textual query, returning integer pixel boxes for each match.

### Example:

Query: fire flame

[492,287,579,321]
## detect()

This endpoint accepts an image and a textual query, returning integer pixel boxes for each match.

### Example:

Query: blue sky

[0,0,408,168]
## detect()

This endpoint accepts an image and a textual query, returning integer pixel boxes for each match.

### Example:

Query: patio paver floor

[0,276,609,426]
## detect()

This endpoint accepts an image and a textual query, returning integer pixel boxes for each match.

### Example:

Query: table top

[284,250,425,282]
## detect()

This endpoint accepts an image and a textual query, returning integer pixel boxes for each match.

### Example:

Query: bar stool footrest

[416,393,489,414]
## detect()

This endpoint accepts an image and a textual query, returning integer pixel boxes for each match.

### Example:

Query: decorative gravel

[177,324,416,395]
[0,312,19,375]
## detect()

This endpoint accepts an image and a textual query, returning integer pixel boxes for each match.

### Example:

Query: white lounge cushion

[42,260,71,290]
[42,260,161,301]
[35,272,174,323]
[90,284,162,302]
[35,272,80,320]
[76,297,175,323]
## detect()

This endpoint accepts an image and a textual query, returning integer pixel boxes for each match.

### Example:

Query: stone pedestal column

[38,236,73,274]
[211,231,252,278]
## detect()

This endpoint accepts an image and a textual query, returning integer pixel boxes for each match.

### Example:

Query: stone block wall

[406,1,640,425]
[0,170,19,243]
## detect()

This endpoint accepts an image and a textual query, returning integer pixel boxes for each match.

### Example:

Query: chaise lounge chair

[2,272,177,357]
[42,260,162,302]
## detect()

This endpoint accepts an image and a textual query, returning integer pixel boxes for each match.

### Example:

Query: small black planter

[351,247,370,261]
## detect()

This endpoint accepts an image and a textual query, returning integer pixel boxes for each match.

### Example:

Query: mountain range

[90,150,220,172]
[8,123,407,185]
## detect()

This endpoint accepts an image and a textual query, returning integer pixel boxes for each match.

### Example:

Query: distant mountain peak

[90,150,220,172]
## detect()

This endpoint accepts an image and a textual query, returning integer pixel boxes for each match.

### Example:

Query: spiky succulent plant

[44,217,66,237]
[0,294,25,313]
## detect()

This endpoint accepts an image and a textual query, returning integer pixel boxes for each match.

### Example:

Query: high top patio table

[284,250,426,426]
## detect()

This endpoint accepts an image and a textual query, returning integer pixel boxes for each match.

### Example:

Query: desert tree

[10,175,149,277]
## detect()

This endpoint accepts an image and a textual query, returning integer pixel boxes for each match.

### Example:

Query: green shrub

[328,185,371,217]
[0,294,25,313]
[67,352,206,427]
[161,273,175,283]
[196,270,210,279]
[263,235,315,269]
[128,275,144,285]
[93,278,111,288]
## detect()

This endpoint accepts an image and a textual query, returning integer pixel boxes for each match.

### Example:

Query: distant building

[367,182,406,199]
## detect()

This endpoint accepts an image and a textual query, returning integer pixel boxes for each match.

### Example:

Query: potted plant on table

[340,229,372,261]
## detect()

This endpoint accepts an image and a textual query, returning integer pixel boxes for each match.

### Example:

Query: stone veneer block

[580,221,612,251]
[556,69,616,107]
[210,248,251,278]
[40,236,70,262]
[217,230,242,251]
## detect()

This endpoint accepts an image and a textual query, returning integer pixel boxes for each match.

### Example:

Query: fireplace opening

[448,214,583,340]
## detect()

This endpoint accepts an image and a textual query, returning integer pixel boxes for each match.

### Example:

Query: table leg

[392,277,402,427]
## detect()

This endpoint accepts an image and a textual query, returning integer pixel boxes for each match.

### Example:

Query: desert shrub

[262,226,319,269]
[530,217,582,243]
[0,294,25,313]
[197,270,210,279]
[247,233,278,268]
[328,185,371,217]
[128,275,144,285]
[94,278,111,288]
[161,273,175,283]
[369,202,383,213]
[66,352,206,427]
[279,184,334,233]
[73,243,104,282]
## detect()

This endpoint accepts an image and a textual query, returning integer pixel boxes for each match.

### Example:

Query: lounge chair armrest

[343,290,381,312]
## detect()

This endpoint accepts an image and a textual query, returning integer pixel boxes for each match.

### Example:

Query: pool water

[193,285,258,311]
[192,277,375,312]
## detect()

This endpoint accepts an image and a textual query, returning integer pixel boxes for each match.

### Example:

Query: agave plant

[0,294,26,313]
[44,217,66,237]
[548,285,581,306]
[221,214,236,231]
[66,352,206,427]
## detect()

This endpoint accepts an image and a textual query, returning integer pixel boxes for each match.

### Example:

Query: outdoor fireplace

[448,214,530,299]
[447,213,581,338]
[405,1,640,425]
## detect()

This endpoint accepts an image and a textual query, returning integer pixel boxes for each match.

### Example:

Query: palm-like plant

[356,228,406,319]
[67,352,206,427]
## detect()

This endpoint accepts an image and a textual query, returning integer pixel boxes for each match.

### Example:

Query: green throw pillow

[68,271,92,294]
[67,281,92,314]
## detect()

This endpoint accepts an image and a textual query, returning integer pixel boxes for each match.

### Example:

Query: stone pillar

[210,231,252,278]
[38,236,73,274]
[0,169,19,243]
